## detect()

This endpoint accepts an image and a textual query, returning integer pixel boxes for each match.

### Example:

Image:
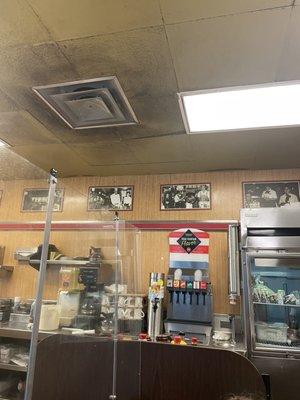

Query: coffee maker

[72,247,105,330]
[74,266,102,330]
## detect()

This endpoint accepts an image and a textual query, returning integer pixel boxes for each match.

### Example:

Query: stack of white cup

[102,293,144,320]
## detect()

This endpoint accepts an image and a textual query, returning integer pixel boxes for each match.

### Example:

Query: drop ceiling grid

[0,1,297,178]
[159,0,294,25]
[68,141,141,167]
[275,5,300,80]
[26,0,164,41]
[0,0,51,48]
[165,7,292,91]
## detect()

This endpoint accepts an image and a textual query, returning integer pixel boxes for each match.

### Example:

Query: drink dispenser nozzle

[193,270,203,306]
[173,269,183,305]
[167,279,174,304]
[200,281,208,306]
[180,280,187,304]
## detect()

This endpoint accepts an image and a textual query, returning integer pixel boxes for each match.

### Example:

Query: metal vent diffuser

[33,77,138,129]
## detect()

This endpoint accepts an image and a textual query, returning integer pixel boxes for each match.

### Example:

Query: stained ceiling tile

[276,6,300,80]
[0,42,78,88]
[13,88,122,144]
[56,94,185,143]
[188,127,300,170]
[27,0,163,41]
[11,144,93,177]
[0,85,182,144]
[0,0,50,47]
[84,161,212,177]
[160,0,293,24]
[127,95,184,135]
[166,8,291,91]
[0,147,47,180]
[69,142,140,166]
[128,134,193,163]
[0,90,18,112]
[0,111,60,146]
[114,95,184,140]
[42,125,122,145]
[58,27,178,98]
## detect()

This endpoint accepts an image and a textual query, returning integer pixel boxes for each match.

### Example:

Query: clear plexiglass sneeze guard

[0,170,141,400]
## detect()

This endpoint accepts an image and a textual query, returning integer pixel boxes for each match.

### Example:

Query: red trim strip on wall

[132,222,231,231]
[0,221,237,231]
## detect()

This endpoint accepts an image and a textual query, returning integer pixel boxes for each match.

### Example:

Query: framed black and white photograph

[21,188,64,212]
[88,186,134,211]
[160,183,211,210]
[243,181,300,208]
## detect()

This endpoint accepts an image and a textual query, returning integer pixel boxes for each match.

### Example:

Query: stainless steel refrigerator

[241,208,300,400]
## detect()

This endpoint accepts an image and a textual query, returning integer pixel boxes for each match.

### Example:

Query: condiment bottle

[139,333,149,341]
[191,337,198,346]
[171,335,187,345]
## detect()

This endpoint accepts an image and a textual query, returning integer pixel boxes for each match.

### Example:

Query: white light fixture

[178,81,300,134]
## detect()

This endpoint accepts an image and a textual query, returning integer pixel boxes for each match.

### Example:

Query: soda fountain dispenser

[164,228,213,344]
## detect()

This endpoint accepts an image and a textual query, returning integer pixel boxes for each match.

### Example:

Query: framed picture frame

[21,188,64,212]
[88,186,134,211]
[160,183,211,210]
[242,180,300,208]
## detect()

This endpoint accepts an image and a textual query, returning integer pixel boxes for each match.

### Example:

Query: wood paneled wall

[0,168,299,315]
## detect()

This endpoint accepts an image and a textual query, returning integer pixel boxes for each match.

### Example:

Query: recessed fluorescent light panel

[178,81,300,134]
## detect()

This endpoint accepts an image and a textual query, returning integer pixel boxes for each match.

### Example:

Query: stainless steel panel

[241,208,300,229]
[246,236,300,249]
[241,208,300,248]
[164,321,212,345]
[252,356,300,400]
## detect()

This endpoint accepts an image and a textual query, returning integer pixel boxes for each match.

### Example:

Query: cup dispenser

[147,272,165,340]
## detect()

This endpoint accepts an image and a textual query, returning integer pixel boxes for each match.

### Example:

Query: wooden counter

[32,335,265,400]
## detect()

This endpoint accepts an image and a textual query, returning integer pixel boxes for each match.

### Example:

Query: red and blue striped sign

[169,228,209,269]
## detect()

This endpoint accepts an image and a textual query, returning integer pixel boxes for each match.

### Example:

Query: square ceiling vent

[32,76,138,129]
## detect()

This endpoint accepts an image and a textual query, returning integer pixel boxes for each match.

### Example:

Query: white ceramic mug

[118,296,129,307]
[124,296,134,307]
[133,309,145,320]
[101,295,110,307]
[135,297,143,307]
[106,284,127,294]
[119,308,133,320]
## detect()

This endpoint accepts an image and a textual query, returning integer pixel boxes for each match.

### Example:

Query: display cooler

[241,207,300,400]
[0,170,142,400]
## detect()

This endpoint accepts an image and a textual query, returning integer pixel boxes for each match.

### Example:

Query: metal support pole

[24,169,58,400]
[109,217,120,400]
[228,224,240,305]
